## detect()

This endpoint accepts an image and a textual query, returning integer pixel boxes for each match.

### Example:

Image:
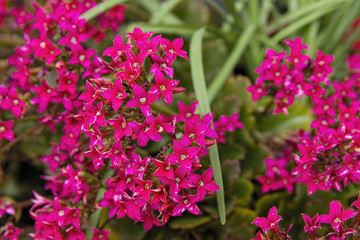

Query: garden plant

[0,0,360,239]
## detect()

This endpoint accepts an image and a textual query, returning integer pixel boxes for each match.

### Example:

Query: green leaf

[80,0,127,21]
[265,0,350,34]
[255,192,289,216]
[150,0,182,24]
[136,0,182,24]
[190,27,226,225]
[257,99,313,134]
[208,25,256,103]
[230,207,256,225]
[169,215,212,230]
[232,178,254,206]
[271,0,351,42]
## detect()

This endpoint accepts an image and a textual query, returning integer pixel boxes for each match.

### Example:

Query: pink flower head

[247,84,267,102]
[188,166,220,201]
[127,27,154,42]
[91,228,110,240]
[302,213,321,233]
[160,37,188,60]
[252,206,283,232]
[69,45,96,68]
[29,37,61,65]
[284,37,309,55]
[102,79,128,112]
[126,84,158,117]
[0,120,15,141]
[319,200,357,231]
[1,87,26,118]
[149,72,179,104]
[2,224,23,240]
[170,194,201,216]
[107,114,132,141]
[176,101,200,123]
[333,80,357,99]
[32,79,57,113]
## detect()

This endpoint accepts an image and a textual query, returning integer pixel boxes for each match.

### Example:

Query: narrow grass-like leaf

[223,0,243,28]
[208,25,256,103]
[80,0,127,21]
[271,2,346,43]
[190,27,226,225]
[150,0,182,24]
[136,0,182,24]
[266,0,349,34]
[324,0,360,52]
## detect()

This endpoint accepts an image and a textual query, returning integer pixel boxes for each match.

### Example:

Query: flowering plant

[1,0,360,239]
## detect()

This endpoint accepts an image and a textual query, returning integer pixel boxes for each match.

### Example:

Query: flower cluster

[252,196,360,240]
[0,0,222,237]
[247,37,333,115]
[213,113,244,143]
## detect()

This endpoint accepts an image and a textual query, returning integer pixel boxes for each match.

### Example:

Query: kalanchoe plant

[0,0,235,238]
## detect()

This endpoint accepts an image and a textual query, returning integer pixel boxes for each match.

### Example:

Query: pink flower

[32,79,57,113]
[149,72,179,104]
[102,79,128,112]
[107,114,132,141]
[160,37,188,60]
[319,200,357,231]
[252,206,283,232]
[302,213,321,233]
[0,120,15,141]
[91,228,110,240]
[170,194,201,216]
[2,224,23,240]
[188,166,220,201]
[126,85,158,117]
[1,87,26,118]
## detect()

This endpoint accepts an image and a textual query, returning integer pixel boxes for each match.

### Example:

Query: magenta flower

[252,206,283,232]
[166,140,200,174]
[149,72,179,105]
[176,101,200,123]
[40,145,67,172]
[103,35,133,61]
[126,84,158,117]
[0,120,15,141]
[319,200,357,231]
[188,166,220,201]
[102,79,128,112]
[2,224,23,240]
[150,54,175,78]
[127,27,154,42]
[246,84,267,102]
[333,80,358,99]
[160,37,188,60]
[170,194,201,216]
[69,45,96,68]
[91,228,110,240]
[32,79,57,113]
[181,120,208,147]
[1,87,26,118]
[302,213,321,233]
[29,37,61,65]
[158,167,194,196]
[153,158,174,179]
[133,178,152,202]
[107,114,132,141]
